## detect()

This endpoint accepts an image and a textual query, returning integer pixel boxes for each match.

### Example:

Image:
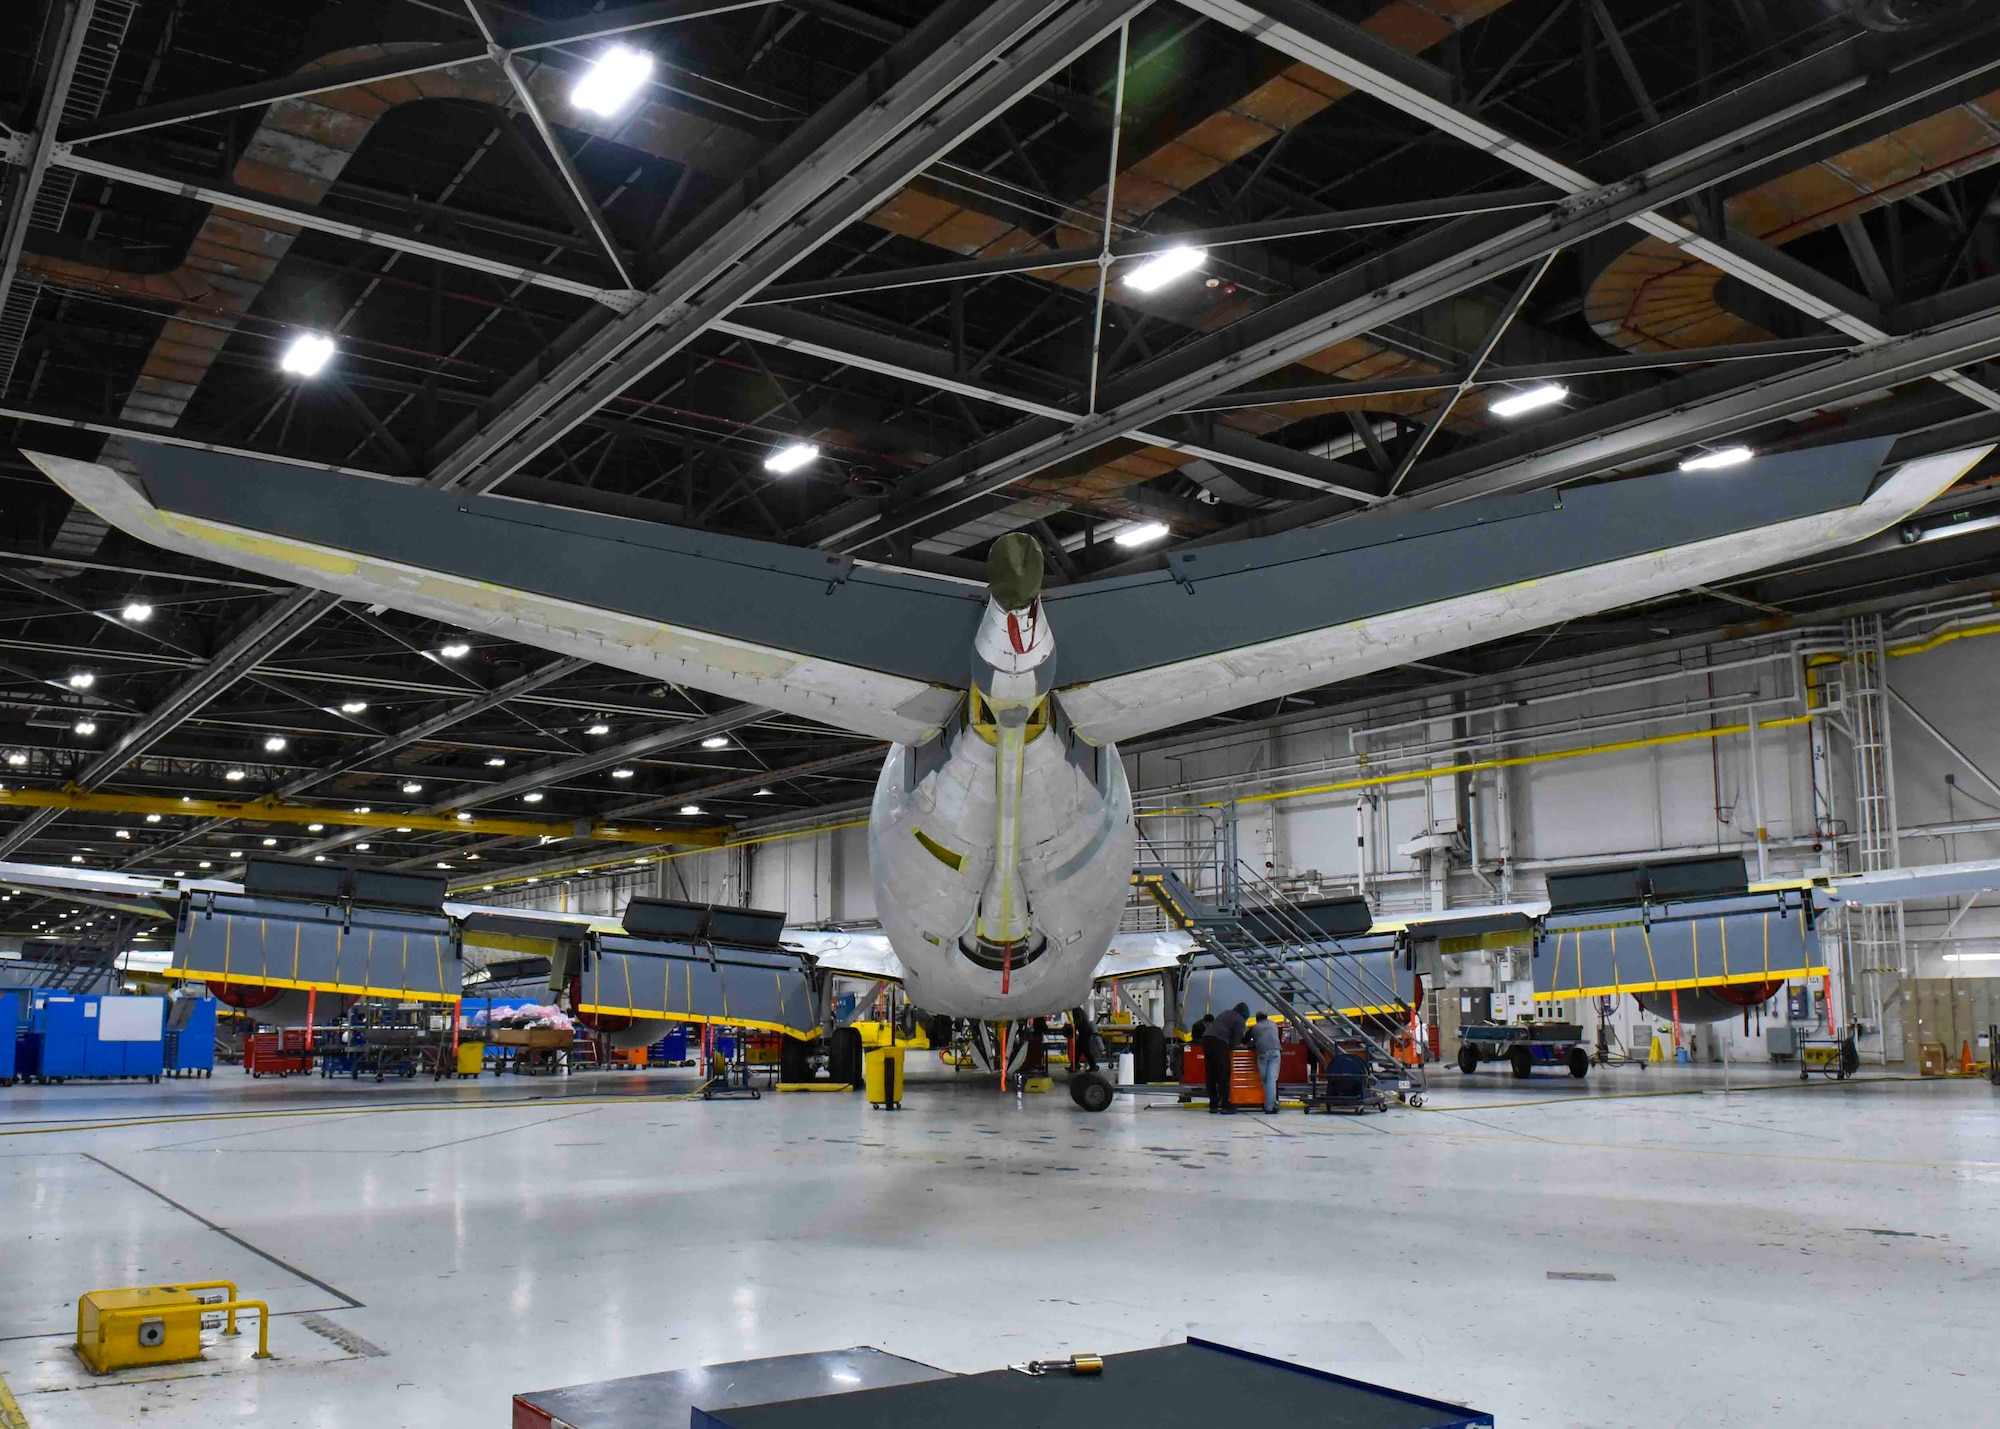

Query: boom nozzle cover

[987,532,1044,611]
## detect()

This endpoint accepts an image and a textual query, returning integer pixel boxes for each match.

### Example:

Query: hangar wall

[498,601,2000,1065]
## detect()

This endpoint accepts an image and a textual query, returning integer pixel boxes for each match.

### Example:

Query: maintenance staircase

[1135,859,1425,1105]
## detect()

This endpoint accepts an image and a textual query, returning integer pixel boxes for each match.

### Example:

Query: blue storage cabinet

[0,991,18,1084]
[27,995,166,1082]
[165,997,217,1076]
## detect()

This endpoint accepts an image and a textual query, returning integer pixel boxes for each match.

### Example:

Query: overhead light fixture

[1123,245,1207,292]
[401,781,423,795]
[144,813,161,823]
[198,861,212,869]
[74,720,98,736]
[439,642,471,659]
[456,812,473,822]
[224,768,246,781]
[356,843,371,851]
[67,672,94,690]
[114,829,130,840]
[762,442,819,475]
[261,837,278,847]
[354,805,372,815]
[120,602,153,622]
[436,862,453,870]
[263,735,288,753]
[483,884,495,891]
[570,45,654,117]
[611,767,635,780]
[4,752,25,767]
[1679,445,1753,472]
[307,823,324,833]
[523,791,544,803]
[586,723,610,736]
[314,854,327,863]
[70,855,83,864]
[395,826,413,833]
[634,857,650,866]
[753,788,774,797]
[1113,521,1170,548]
[485,756,506,768]
[280,332,336,377]
[678,803,702,816]
[339,700,369,715]
[700,736,730,750]
[1488,383,1569,418]
[228,851,240,859]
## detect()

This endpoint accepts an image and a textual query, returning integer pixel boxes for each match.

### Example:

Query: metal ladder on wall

[1135,858,1425,1104]
[1841,614,1906,1060]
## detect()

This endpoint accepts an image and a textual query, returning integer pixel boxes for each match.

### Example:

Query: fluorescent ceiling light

[678,804,703,815]
[700,735,731,750]
[198,861,211,869]
[307,823,324,832]
[145,813,161,823]
[67,672,94,689]
[74,720,97,736]
[570,46,654,117]
[485,757,506,767]
[280,333,336,377]
[263,735,287,753]
[611,767,635,779]
[1113,521,1170,548]
[4,753,25,766]
[439,642,471,659]
[586,723,611,736]
[1943,952,2000,962]
[314,855,327,862]
[354,805,371,814]
[396,826,413,833]
[261,837,278,847]
[1679,446,1753,472]
[763,442,819,475]
[401,781,423,795]
[456,812,473,822]
[1488,383,1568,418]
[356,843,371,851]
[753,787,773,796]
[120,602,153,622]
[340,700,368,714]
[523,791,544,803]
[1122,245,1206,292]
[114,829,130,839]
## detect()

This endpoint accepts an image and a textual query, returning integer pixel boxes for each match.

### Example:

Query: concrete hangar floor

[2,1063,1994,1428]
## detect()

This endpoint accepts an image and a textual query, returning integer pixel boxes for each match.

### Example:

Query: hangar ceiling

[3,0,2000,936]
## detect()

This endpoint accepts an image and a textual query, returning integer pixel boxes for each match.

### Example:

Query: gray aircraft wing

[26,447,984,745]
[27,437,1985,747]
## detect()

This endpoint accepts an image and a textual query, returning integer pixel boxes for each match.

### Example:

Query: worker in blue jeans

[1249,1013,1283,1113]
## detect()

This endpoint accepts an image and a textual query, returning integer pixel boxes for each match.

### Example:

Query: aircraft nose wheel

[1069,1069,1114,1112]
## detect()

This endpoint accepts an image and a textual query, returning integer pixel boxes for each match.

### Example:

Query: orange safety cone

[1962,1041,1975,1075]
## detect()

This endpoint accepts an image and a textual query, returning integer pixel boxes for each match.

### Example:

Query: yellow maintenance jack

[75,1281,270,1374]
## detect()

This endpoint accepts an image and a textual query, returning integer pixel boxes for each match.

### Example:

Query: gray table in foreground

[516,1339,1493,1428]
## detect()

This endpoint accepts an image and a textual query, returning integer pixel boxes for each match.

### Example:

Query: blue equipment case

[25,994,166,1082]
[0,992,18,1084]
[164,997,218,1076]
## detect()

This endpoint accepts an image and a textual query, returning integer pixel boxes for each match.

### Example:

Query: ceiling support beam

[61,0,785,144]
[0,589,339,858]
[745,188,1561,306]
[1186,0,2000,412]
[823,16,2000,552]
[0,0,95,330]
[284,703,773,862]
[423,0,1152,495]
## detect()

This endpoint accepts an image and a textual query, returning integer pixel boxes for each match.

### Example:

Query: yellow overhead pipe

[1885,618,2000,659]
[0,785,731,848]
[1144,712,1815,816]
[453,816,872,895]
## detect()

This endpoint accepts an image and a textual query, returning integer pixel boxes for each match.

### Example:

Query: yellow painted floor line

[0,1370,30,1429]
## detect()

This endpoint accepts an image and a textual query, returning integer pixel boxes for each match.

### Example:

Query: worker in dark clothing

[1201,1002,1250,1115]
[1249,1013,1283,1113]
[1190,1013,1212,1042]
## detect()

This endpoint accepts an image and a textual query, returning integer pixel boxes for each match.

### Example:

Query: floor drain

[1545,1271,1617,1281]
